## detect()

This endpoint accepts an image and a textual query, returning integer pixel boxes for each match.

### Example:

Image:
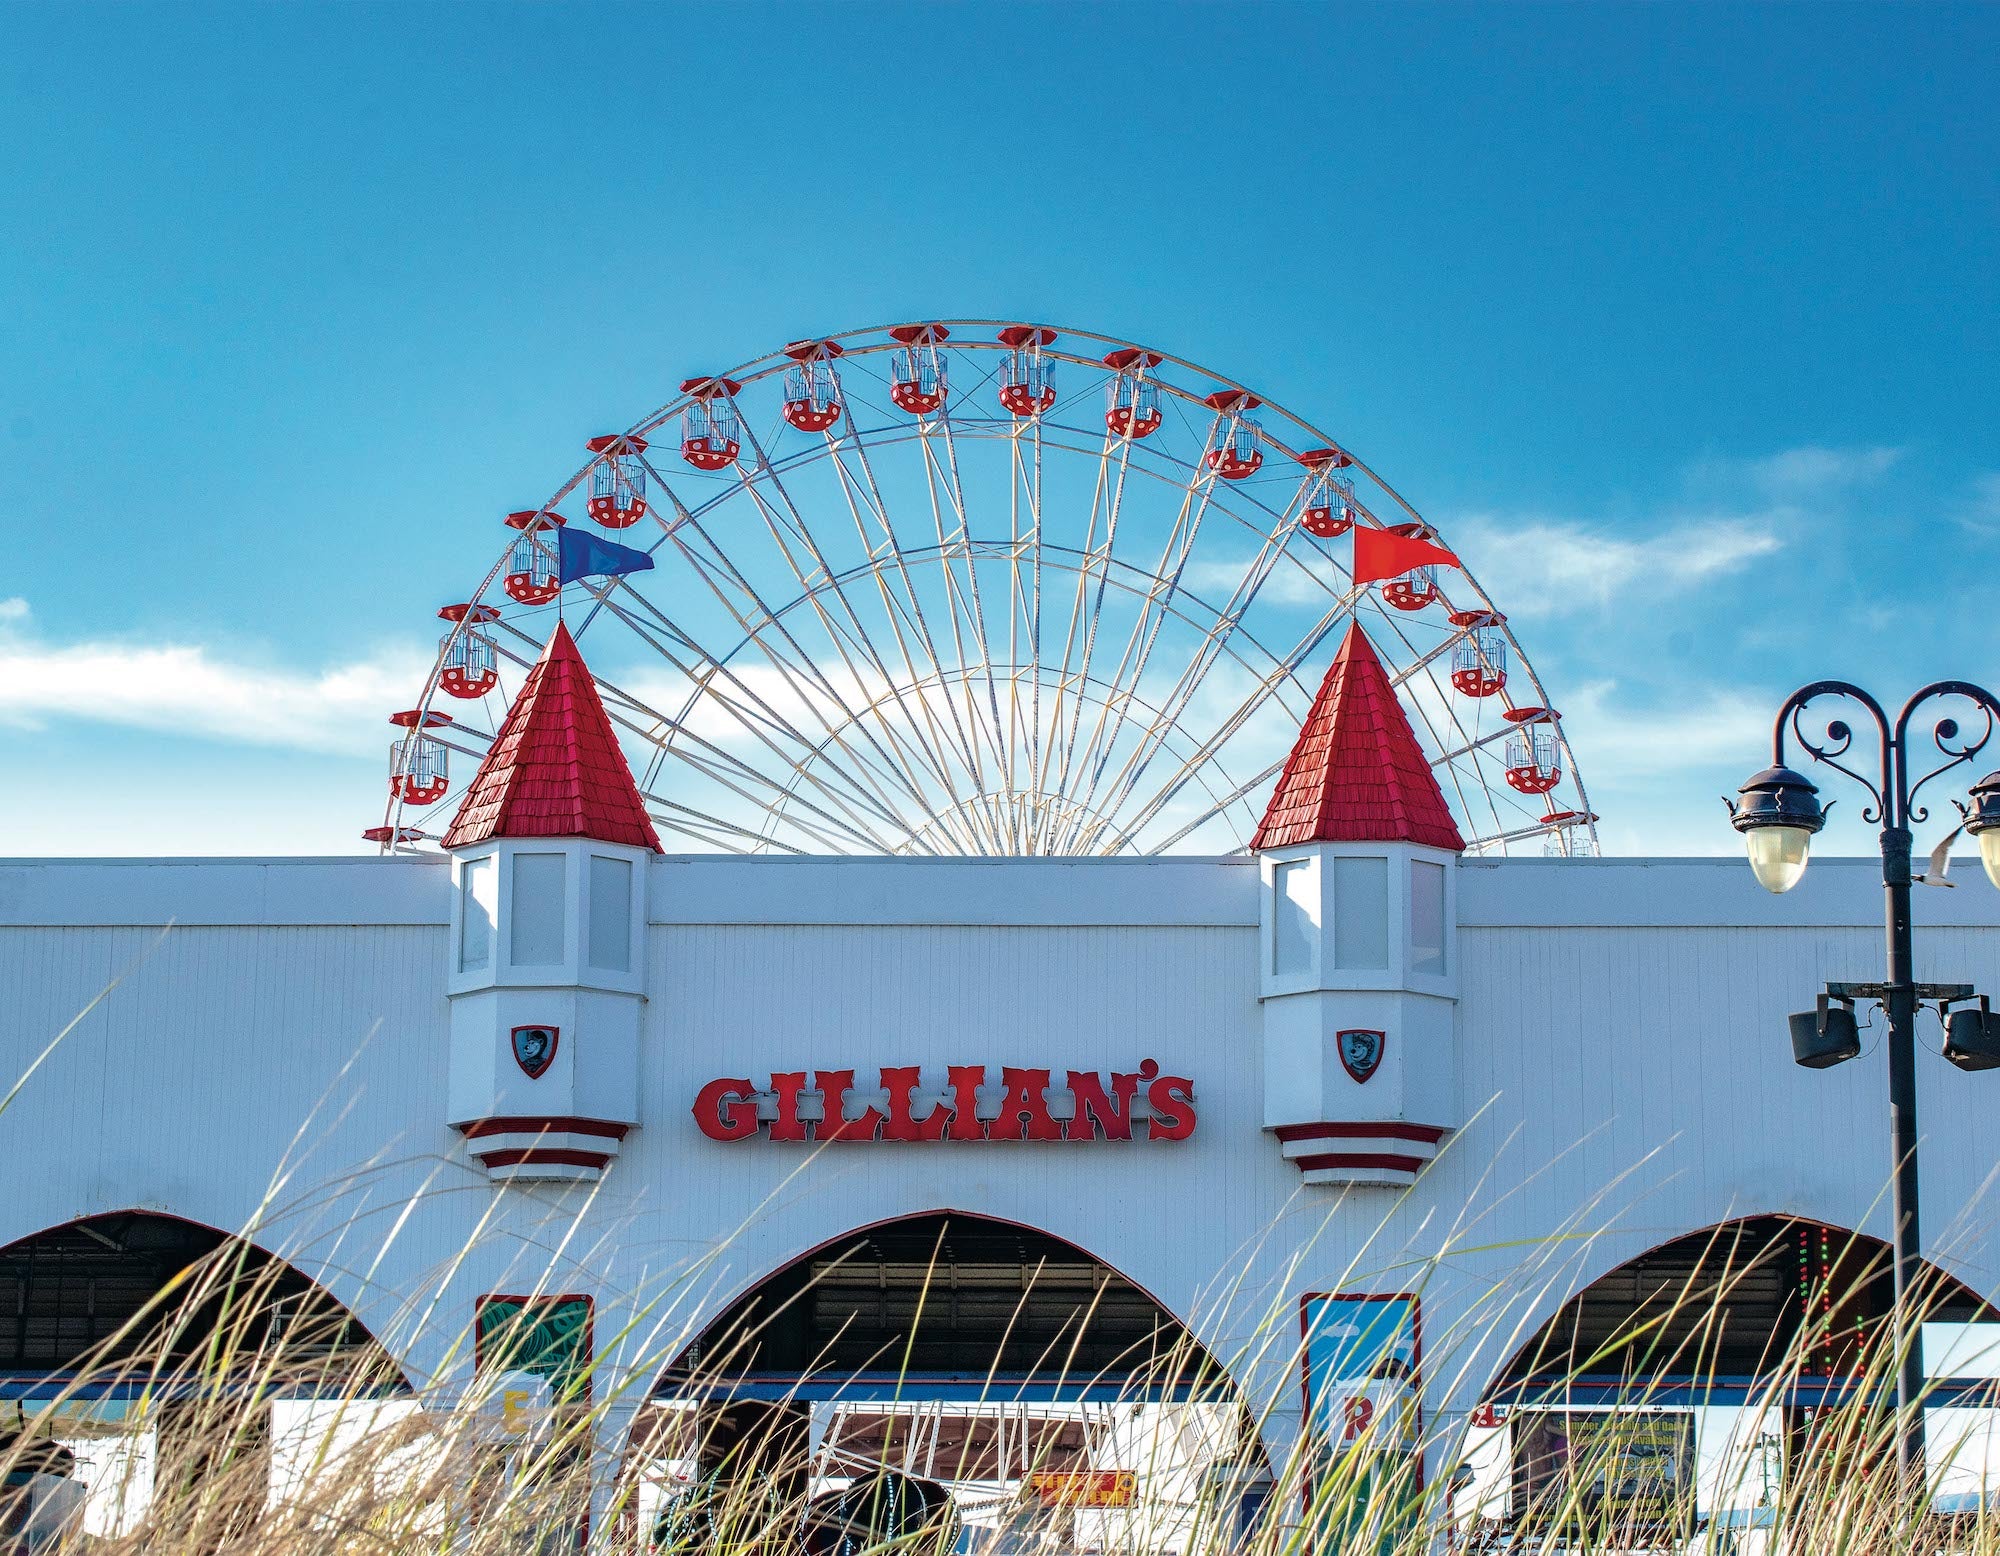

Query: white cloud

[0,610,430,757]
[1955,472,2000,538]
[1556,678,1774,782]
[1728,444,1903,501]
[1452,517,1783,617]
[1441,443,1907,619]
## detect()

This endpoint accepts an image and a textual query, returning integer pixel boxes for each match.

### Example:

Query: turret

[1254,623,1463,1188]
[440,622,662,1183]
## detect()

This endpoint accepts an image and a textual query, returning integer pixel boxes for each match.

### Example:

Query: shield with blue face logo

[1337,1028,1384,1085]
[511,1024,559,1081]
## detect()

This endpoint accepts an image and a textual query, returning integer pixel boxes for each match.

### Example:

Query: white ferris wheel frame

[383,321,1597,859]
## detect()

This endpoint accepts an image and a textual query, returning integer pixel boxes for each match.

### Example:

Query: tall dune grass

[5,984,1999,1554]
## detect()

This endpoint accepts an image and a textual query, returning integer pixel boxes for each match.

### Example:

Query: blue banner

[558,527,656,585]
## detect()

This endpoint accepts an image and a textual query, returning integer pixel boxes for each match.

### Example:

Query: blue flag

[558,527,656,585]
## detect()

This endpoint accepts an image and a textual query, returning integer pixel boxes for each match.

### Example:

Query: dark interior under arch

[665,1212,1216,1388]
[0,1211,400,1386]
[1500,1215,1992,1387]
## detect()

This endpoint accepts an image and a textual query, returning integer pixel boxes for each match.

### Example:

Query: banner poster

[475,1295,594,1403]
[1302,1294,1421,1454]
[1509,1410,1695,1536]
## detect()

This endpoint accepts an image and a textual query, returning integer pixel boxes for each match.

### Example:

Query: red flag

[1352,526,1461,586]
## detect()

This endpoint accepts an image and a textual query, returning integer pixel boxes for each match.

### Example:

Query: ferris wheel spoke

[726,446,967,815]
[504,601,920,853]
[1035,426,1121,849]
[617,516,957,838]
[641,790,808,855]
[1082,579,1371,854]
[818,423,994,823]
[1074,487,1320,845]
[627,453,949,821]
[817,397,1012,851]
[915,413,1016,811]
[1045,428,1143,848]
[933,408,1018,829]
[1055,457,1226,850]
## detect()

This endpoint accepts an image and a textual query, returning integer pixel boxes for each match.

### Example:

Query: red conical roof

[1252,622,1465,852]
[441,621,663,852]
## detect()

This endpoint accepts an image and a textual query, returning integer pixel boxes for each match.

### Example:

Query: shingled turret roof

[1251,621,1465,852]
[441,620,663,852]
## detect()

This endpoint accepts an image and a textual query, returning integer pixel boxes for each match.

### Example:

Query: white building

[4,618,1998,1545]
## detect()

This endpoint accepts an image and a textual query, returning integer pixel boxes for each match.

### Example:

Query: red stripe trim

[477,1147,614,1169]
[1294,1152,1427,1175]
[1274,1122,1446,1145]
[458,1116,631,1141]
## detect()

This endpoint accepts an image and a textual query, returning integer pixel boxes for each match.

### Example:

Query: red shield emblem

[1338,1029,1385,1085]
[511,1024,559,1081]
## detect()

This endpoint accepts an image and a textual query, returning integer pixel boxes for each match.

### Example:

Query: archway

[628,1212,1258,1554]
[1461,1217,1996,1542]
[0,1211,407,1542]
[0,1211,402,1389]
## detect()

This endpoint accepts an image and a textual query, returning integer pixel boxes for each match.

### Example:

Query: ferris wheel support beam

[676,538,1326,856]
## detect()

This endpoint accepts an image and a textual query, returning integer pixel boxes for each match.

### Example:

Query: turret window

[459,855,495,972]
[588,855,633,972]
[1331,856,1389,971]
[510,852,567,967]
[1410,859,1447,976]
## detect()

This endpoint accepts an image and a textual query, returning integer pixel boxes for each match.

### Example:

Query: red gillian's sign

[693,1061,1195,1144]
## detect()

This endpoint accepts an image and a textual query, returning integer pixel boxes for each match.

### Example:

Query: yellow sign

[1028,1471,1136,1508]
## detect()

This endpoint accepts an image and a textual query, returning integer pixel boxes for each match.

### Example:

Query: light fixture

[1789,995,1861,1069]
[1944,996,2000,1073]
[1965,772,2000,893]
[1732,765,1826,894]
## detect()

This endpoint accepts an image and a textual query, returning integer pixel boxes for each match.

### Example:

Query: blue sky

[1,2,1996,858]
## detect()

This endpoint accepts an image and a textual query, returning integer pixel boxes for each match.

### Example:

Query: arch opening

[1456,1217,1999,1543]
[0,1212,410,1543]
[629,1212,1263,1554]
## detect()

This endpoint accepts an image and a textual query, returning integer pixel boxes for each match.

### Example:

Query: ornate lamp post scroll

[1731,679,2000,1487]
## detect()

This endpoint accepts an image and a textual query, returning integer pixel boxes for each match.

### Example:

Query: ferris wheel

[376,322,1598,859]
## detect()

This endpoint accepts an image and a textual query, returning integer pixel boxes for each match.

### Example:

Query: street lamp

[1730,679,2000,1490]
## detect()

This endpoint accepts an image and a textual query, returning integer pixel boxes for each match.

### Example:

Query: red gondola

[1503,709,1563,796]
[437,603,501,699]
[388,709,451,805]
[782,341,845,433]
[1380,522,1442,610]
[1448,609,1508,698]
[1103,348,1163,438]
[1299,448,1356,537]
[997,325,1057,417]
[1203,390,1262,480]
[1541,809,1598,857]
[362,825,429,846]
[889,324,949,415]
[680,378,743,471]
[503,511,563,606]
[586,435,649,528]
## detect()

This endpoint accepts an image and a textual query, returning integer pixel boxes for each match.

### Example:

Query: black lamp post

[1731,680,2000,1489]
